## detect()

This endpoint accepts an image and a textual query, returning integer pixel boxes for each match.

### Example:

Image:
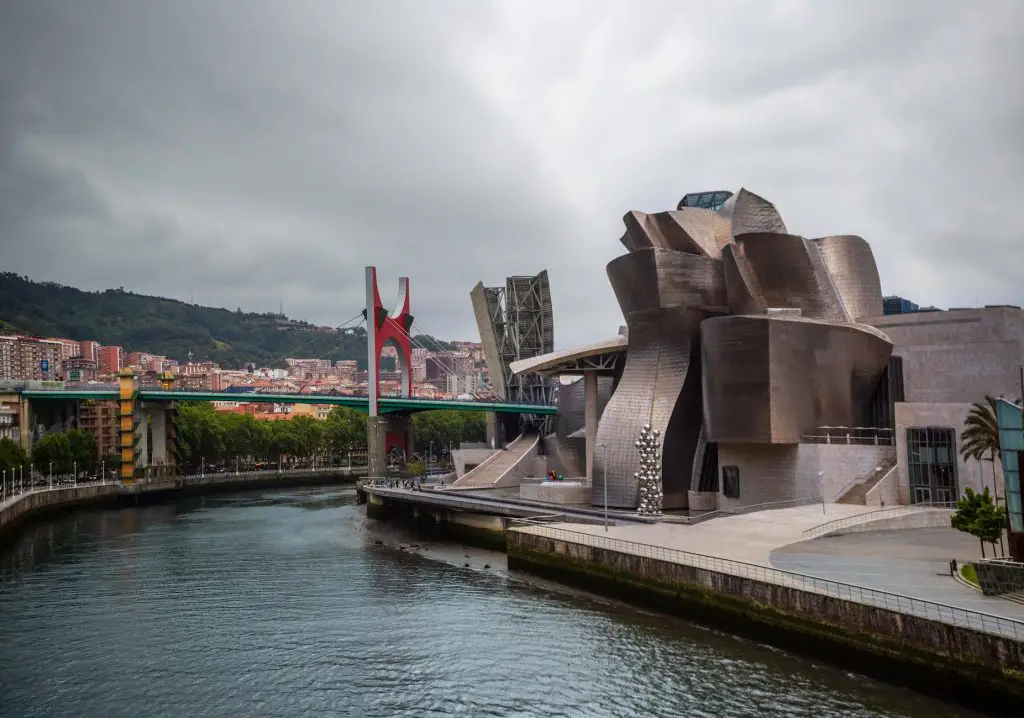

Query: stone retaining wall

[507,529,1024,711]
[0,485,119,539]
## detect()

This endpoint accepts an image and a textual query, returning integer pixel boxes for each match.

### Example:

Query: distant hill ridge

[0,272,452,369]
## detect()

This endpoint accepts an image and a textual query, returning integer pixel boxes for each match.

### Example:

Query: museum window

[722,465,740,498]
[906,427,958,504]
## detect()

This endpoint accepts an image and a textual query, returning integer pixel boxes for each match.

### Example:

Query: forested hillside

[0,273,452,369]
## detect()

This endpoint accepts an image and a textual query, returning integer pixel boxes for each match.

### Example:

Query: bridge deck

[19,389,556,414]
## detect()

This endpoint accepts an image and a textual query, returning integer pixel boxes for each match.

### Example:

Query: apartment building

[78,401,119,460]
[0,336,65,380]
[98,345,123,376]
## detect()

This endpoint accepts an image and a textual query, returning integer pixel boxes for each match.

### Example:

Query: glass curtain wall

[906,427,958,504]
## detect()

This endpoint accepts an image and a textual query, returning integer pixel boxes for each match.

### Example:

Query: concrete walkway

[548,503,878,566]
[771,528,1024,623]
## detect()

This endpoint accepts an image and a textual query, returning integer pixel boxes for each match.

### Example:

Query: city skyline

[1,2,1021,349]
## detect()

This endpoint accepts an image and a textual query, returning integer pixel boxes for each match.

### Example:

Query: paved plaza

[770,527,1024,621]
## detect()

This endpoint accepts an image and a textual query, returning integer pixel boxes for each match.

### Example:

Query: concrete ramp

[453,433,540,488]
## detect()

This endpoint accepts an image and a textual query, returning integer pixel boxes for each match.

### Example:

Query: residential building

[64,357,99,383]
[0,336,65,380]
[48,338,81,360]
[98,346,123,376]
[0,400,20,443]
[79,340,101,362]
[78,400,119,461]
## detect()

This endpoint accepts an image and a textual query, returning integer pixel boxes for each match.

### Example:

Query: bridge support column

[117,370,138,482]
[367,414,415,477]
[584,371,598,485]
[18,397,31,452]
[134,407,149,471]
[486,412,499,449]
[368,416,388,478]
[150,408,167,465]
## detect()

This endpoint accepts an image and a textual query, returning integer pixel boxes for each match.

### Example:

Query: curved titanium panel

[553,375,614,476]
[811,235,883,320]
[733,233,850,322]
[593,307,710,508]
[606,249,727,317]
[722,243,766,315]
[701,315,892,444]
[718,188,788,236]
[620,209,731,258]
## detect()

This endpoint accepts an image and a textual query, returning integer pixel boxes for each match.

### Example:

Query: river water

[0,486,977,717]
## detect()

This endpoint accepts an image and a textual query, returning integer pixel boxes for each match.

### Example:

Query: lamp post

[73,461,77,488]
[817,471,825,514]
[599,442,608,531]
[49,462,52,489]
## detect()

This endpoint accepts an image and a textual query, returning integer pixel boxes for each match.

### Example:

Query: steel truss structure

[471,270,556,431]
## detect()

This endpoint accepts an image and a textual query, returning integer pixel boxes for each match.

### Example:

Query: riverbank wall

[363,490,511,550]
[0,469,364,548]
[506,528,1024,716]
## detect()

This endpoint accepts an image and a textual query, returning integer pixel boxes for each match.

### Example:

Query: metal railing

[683,496,824,525]
[1,471,120,506]
[507,520,1024,641]
[801,502,955,539]
[801,426,894,446]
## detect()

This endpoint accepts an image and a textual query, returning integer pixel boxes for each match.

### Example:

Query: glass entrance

[906,427,958,504]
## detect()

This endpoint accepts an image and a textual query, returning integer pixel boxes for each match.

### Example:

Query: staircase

[836,458,897,505]
[452,433,540,489]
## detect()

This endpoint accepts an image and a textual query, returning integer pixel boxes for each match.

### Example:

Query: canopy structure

[509,335,626,378]
[510,334,627,485]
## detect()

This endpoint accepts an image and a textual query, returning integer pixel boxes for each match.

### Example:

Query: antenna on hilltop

[280,301,284,318]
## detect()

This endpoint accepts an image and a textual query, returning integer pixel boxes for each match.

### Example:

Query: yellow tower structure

[117,369,137,482]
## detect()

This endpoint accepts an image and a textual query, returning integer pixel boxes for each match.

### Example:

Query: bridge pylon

[364,266,414,477]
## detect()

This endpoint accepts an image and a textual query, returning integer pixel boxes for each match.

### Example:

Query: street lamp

[599,442,609,532]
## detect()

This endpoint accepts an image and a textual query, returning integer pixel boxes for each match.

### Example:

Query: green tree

[951,487,1005,558]
[289,415,324,457]
[959,395,1005,499]
[412,410,487,457]
[175,402,225,471]
[66,429,99,472]
[0,437,29,473]
[323,407,367,455]
[32,433,73,474]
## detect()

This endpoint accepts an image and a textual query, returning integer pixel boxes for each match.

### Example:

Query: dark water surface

[0,487,977,717]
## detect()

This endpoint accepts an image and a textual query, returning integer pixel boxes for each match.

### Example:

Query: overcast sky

[1,1,1021,348]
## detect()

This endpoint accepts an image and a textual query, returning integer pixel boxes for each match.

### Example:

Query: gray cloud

[1,0,1022,349]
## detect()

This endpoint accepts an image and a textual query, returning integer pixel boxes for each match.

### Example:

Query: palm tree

[959,395,1008,555]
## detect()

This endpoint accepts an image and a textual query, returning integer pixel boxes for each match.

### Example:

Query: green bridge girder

[19,389,557,415]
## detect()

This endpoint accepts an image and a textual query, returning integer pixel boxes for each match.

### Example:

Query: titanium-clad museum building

[512,189,1024,515]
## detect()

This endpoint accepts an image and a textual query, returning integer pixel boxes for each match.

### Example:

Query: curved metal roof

[509,335,627,377]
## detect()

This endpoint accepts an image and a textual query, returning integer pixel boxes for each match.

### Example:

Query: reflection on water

[0,487,976,718]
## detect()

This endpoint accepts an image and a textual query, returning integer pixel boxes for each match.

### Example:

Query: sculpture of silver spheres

[634,424,663,516]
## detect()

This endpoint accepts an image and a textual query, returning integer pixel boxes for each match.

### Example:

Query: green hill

[0,272,452,369]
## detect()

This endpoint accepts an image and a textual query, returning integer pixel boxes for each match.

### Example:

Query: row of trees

[0,431,101,476]
[175,403,486,473]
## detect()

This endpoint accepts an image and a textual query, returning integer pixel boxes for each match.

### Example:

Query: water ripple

[0,487,975,718]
